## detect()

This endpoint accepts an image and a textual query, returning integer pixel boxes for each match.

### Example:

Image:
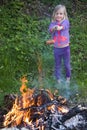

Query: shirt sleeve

[61,19,70,30]
[48,22,55,33]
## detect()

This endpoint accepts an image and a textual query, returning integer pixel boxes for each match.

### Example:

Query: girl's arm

[49,24,64,32]
[49,22,58,33]
[49,25,58,32]
[61,19,70,30]
[55,20,70,31]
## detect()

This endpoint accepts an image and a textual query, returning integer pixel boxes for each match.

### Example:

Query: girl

[48,4,71,83]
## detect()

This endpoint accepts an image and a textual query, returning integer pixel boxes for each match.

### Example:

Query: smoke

[31,75,79,101]
[54,79,79,100]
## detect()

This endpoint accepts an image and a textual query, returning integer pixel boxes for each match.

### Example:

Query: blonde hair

[52,4,68,21]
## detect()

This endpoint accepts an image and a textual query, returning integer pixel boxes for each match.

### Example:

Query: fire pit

[0,77,87,130]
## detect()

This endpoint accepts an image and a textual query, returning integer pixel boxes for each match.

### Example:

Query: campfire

[0,77,87,130]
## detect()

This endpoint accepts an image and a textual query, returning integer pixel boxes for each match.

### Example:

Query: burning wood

[0,77,87,130]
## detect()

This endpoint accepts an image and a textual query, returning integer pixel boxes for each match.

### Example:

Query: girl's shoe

[66,77,70,83]
[57,79,61,84]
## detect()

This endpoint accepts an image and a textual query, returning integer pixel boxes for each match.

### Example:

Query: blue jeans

[54,46,71,80]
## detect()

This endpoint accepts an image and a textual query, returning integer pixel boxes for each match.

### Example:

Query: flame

[45,89,54,100]
[3,77,68,128]
[4,77,35,127]
[58,106,69,113]
[20,76,28,93]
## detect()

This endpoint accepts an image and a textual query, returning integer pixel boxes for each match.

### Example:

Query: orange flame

[58,106,69,113]
[4,77,68,128]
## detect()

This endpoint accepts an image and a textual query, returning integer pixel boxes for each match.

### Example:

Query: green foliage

[0,1,48,100]
[70,15,87,80]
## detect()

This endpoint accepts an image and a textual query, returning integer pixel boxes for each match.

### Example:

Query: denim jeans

[54,46,71,80]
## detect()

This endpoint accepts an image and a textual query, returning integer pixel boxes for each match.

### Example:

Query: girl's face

[54,8,65,22]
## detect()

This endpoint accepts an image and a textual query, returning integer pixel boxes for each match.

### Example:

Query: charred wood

[61,105,87,123]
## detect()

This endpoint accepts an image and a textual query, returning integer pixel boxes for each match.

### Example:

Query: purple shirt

[49,19,70,47]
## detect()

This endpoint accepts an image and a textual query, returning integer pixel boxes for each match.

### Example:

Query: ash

[51,113,87,130]
[64,114,86,128]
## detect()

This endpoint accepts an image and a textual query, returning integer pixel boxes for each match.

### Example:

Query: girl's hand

[53,25,58,31]
[46,39,55,44]
[53,25,63,31]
